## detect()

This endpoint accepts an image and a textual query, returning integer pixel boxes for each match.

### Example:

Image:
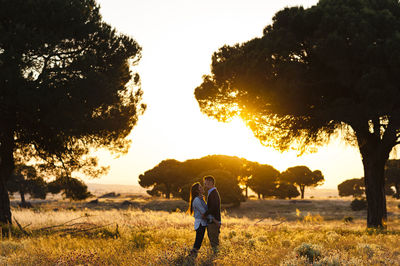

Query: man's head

[203,175,215,191]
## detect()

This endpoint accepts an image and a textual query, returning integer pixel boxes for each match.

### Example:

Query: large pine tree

[0,0,145,223]
[195,0,400,227]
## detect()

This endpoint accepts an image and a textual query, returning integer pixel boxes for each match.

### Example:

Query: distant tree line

[139,155,324,205]
[338,159,400,199]
[7,164,92,207]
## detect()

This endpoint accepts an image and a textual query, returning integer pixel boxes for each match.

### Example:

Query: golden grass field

[1,195,400,265]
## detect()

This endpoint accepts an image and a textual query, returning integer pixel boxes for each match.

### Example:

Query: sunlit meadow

[0,197,399,265]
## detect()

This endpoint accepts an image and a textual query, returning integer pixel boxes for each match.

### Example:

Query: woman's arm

[193,198,207,214]
[193,198,207,215]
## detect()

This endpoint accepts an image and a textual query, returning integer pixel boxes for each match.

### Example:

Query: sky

[87,0,367,189]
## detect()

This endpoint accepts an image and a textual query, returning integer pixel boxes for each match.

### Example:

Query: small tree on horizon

[7,165,47,207]
[278,166,324,199]
[238,161,258,198]
[139,155,249,205]
[274,182,300,199]
[338,178,365,198]
[138,159,185,199]
[247,163,280,199]
[47,176,92,201]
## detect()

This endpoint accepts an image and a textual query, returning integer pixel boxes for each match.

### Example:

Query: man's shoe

[189,248,198,258]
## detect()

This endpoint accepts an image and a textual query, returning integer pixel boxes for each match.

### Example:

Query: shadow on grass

[155,247,218,266]
[172,252,217,266]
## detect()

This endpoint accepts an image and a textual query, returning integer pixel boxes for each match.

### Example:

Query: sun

[183,116,295,171]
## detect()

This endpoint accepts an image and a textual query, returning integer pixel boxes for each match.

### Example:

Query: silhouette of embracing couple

[188,175,221,258]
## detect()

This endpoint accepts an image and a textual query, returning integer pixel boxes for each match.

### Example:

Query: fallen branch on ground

[14,218,30,236]
[272,221,285,226]
[36,216,91,231]
[255,218,285,226]
[59,222,114,237]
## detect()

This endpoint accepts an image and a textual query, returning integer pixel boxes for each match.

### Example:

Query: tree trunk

[20,191,26,205]
[257,193,260,199]
[0,178,11,224]
[245,185,248,198]
[300,185,305,199]
[355,124,396,228]
[165,184,170,199]
[363,155,387,228]
[0,128,15,224]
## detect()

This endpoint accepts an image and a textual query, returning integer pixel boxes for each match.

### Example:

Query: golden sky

[88,0,366,189]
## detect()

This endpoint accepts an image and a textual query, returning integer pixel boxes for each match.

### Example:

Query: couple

[188,175,221,257]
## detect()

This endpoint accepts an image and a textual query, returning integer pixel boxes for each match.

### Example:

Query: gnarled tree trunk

[20,190,26,205]
[362,155,387,228]
[356,123,396,228]
[165,184,171,199]
[299,185,305,199]
[0,178,11,224]
[0,128,15,224]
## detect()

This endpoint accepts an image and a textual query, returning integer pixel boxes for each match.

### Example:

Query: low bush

[295,243,322,263]
[343,216,354,223]
[350,198,367,211]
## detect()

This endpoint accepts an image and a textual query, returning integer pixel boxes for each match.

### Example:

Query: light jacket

[193,196,207,230]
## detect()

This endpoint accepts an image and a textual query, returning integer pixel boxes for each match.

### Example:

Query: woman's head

[188,182,203,214]
[191,182,204,197]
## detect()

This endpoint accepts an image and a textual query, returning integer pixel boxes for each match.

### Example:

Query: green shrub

[343,216,354,223]
[350,198,367,211]
[295,243,322,263]
[247,239,256,249]
[129,230,152,249]
[357,243,377,259]
[228,230,237,239]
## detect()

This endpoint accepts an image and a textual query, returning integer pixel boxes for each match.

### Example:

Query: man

[202,175,221,253]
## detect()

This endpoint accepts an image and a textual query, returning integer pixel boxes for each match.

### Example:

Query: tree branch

[33,144,55,166]
[35,55,50,83]
[56,154,71,177]
[13,218,30,236]
[373,117,381,139]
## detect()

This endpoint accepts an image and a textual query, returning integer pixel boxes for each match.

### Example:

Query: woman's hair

[188,182,201,215]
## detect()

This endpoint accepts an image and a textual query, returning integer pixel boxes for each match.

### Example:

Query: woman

[188,182,208,257]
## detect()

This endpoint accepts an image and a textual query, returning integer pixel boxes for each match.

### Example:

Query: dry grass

[1,198,400,265]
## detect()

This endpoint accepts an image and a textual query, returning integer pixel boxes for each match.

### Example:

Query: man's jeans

[207,222,220,252]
